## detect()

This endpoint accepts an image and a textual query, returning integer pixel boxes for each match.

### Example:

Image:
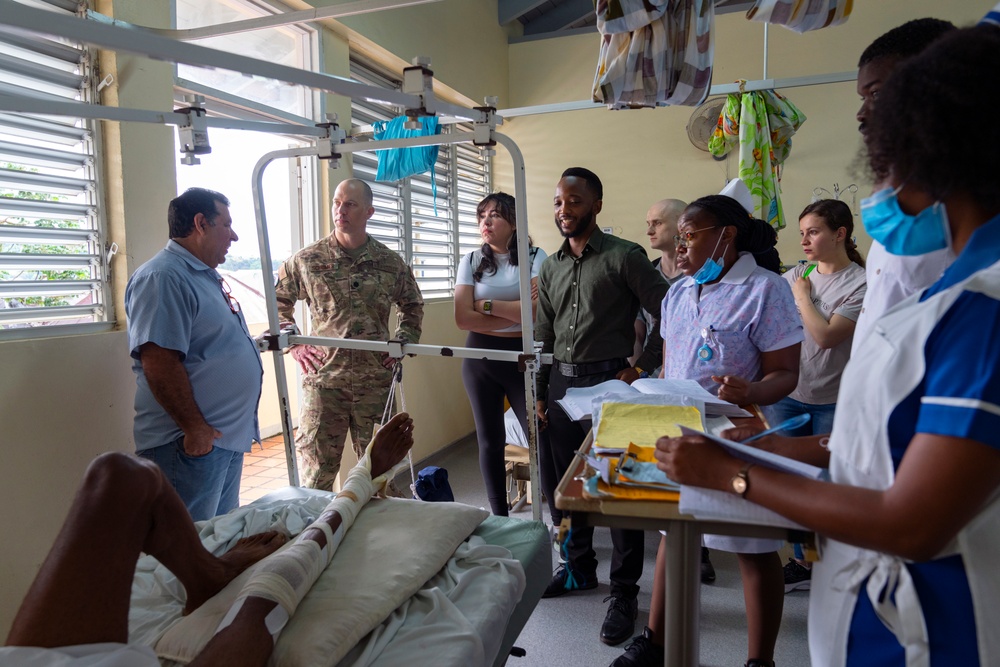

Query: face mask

[860,186,951,256]
[692,230,728,285]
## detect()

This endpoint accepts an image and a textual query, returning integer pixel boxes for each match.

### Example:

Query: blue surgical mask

[693,231,728,285]
[860,185,951,256]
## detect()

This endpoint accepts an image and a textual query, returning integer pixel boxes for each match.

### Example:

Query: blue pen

[740,414,811,444]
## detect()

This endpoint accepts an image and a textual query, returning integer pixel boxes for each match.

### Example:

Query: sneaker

[783,558,811,593]
[701,547,716,584]
[600,594,638,645]
[609,627,664,667]
[542,564,597,598]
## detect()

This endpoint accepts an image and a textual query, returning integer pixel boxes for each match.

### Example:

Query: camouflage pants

[295,380,402,494]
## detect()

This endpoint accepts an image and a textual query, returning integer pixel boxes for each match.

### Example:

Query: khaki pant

[295,379,401,494]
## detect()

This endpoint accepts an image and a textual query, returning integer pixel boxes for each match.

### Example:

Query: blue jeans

[764,397,835,559]
[762,396,836,437]
[138,437,244,521]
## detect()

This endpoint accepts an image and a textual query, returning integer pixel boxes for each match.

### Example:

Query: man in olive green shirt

[534,167,668,647]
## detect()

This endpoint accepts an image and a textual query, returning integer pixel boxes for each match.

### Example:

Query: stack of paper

[581,403,702,502]
[558,378,751,420]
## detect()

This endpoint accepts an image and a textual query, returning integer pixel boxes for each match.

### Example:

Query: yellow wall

[494,1,984,264]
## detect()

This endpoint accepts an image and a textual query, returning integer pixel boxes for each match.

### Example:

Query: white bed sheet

[127,492,527,667]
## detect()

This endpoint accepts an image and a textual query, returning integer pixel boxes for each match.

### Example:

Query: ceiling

[499,0,758,42]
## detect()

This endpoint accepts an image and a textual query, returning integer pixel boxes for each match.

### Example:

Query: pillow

[155,498,488,666]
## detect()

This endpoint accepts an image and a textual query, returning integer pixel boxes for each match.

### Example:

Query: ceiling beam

[523,0,592,36]
[498,0,550,26]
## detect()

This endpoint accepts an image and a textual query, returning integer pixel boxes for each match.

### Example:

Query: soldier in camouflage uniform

[275,178,423,491]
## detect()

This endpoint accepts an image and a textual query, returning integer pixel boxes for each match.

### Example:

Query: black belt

[555,358,628,378]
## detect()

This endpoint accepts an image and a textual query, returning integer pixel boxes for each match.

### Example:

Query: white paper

[557,378,751,421]
[679,486,809,530]
[678,426,825,479]
[676,425,825,528]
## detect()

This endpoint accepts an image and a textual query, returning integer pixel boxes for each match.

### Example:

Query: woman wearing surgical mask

[610,194,802,667]
[655,25,1000,667]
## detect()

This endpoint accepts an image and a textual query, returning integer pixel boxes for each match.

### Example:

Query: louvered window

[349,58,490,300]
[0,0,109,334]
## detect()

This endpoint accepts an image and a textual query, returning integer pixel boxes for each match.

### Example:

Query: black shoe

[600,594,638,646]
[609,626,664,667]
[542,564,597,598]
[701,547,716,584]
[783,557,812,593]
[745,660,775,667]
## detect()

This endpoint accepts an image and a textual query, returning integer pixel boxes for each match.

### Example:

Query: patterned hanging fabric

[708,89,805,230]
[592,0,714,109]
[745,0,853,33]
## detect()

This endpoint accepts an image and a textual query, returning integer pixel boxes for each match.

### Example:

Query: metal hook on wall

[812,182,859,214]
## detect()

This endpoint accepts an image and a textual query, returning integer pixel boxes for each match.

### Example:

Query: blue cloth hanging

[372,116,441,213]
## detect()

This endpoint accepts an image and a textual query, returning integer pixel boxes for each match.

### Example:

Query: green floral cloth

[709,90,805,230]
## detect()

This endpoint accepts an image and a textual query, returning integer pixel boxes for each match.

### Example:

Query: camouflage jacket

[275,234,424,383]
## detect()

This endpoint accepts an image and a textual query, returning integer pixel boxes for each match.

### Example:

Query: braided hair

[686,195,782,274]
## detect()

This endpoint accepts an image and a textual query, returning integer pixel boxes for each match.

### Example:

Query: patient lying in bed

[0,413,415,667]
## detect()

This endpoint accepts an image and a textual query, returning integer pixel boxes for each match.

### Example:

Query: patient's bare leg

[6,452,284,648]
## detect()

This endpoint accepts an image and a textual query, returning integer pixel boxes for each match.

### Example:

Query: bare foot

[371,412,414,478]
[183,531,287,614]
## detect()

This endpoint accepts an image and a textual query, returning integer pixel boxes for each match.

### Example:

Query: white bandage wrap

[214,446,378,641]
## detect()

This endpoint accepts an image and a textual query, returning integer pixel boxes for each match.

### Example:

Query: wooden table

[555,429,810,667]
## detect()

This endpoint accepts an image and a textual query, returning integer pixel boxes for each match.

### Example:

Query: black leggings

[461,332,532,516]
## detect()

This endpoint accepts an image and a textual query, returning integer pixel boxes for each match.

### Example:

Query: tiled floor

[239,434,295,507]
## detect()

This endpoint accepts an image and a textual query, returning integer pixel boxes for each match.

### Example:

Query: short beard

[556,209,595,239]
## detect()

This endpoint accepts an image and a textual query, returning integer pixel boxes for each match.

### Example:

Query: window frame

[0,0,113,339]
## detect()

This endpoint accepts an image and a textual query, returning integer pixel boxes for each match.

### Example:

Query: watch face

[732,476,748,495]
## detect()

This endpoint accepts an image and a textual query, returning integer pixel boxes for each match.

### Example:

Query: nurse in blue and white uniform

[654,25,1000,667]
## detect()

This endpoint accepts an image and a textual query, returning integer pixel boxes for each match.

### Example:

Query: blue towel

[372,116,441,213]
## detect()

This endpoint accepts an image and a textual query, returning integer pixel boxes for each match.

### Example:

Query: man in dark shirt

[534,167,669,646]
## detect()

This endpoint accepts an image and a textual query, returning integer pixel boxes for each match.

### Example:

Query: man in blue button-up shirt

[126,188,263,521]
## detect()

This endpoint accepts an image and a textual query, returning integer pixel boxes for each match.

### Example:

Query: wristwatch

[483,299,493,315]
[731,463,755,497]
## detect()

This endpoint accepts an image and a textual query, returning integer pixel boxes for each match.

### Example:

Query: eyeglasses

[672,225,719,248]
[219,278,241,314]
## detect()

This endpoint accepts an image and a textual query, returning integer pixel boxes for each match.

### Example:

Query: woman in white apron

[655,25,1000,667]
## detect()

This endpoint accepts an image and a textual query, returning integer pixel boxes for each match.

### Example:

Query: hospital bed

[127,488,550,667]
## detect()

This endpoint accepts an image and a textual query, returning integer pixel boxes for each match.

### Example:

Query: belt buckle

[559,362,577,377]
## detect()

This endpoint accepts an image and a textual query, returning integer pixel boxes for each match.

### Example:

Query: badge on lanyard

[698,326,716,362]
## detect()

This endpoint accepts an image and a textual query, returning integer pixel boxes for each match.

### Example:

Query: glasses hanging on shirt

[219,277,241,314]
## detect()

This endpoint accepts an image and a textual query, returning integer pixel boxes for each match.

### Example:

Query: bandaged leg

[214,435,384,642]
